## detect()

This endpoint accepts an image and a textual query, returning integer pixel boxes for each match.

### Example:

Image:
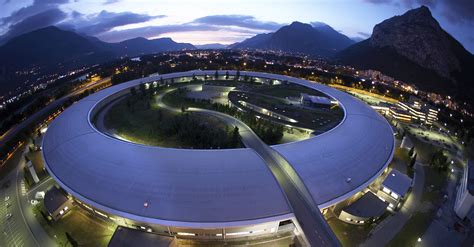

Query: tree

[231,126,240,147]
[235,70,240,81]
[409,154,417,167]
[408,146,415,157]
[160,77,164,85]
[431,149,448,172]
[66,232,78,247]
[139,83,147,96]
[130,87,137,96]
[181,106,186,113]
[225,71,230,80]
[214,70,219,80]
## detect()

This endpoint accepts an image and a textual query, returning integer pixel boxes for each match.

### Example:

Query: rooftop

[382,169,412,197]
[44,186,69,214]
[342,192,388,218]
[42,70,394,226]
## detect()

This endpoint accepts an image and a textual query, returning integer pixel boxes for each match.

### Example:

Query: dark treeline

[119,90,241,149]
[166,88,284,145]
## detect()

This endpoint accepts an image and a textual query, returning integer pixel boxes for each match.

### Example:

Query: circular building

[42,70,394,243]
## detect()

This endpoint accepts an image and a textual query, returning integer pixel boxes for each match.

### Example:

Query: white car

[4,196,9,202]
[30,200,39,206]
[6,213,12,220]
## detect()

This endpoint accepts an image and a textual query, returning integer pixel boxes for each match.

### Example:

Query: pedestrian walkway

[361,162,425,247]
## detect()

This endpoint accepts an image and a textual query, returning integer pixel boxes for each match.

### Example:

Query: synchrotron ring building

[42,70,395,244]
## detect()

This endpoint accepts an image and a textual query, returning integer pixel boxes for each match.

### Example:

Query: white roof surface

[382,169,413,197]
[43,70,394,226]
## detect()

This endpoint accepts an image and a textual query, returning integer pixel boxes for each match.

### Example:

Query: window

[391,192,399,199]
[382,187,391,194]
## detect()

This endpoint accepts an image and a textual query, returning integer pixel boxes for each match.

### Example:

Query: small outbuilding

[108,226,177,247]
[339,192,388,225]
[44,186,73,220]
[377,169,412,210]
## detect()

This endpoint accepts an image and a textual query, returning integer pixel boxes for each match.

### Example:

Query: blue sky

[0,0,473,52]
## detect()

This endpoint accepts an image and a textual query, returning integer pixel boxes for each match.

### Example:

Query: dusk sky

[1,0,473,52]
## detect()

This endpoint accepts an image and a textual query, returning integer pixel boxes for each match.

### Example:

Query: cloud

[363,0,474,25]
[357,31,371,38]
[0,8,68,42]
[438,0,474,25]
[97,23,221,41]
[192,15,282,31]
[1,0,69,26]
[363,0,392,4]
[103,0,121,4]
[96,15,282,42]
[66,10,164,36]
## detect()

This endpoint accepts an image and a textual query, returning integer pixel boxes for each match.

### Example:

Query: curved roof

[42,70,394,227]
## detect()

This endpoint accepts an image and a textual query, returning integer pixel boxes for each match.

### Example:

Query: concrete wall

[338,210,370,225]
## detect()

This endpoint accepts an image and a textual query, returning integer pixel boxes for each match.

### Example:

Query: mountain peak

[232,21,353,57]
[409,5,432,16]
[288,21,312,29]
[370,6,460,78]
[337,6,474,104]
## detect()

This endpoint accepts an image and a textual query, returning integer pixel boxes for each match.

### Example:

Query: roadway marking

[27,177,52,195]
[15,162,40,247]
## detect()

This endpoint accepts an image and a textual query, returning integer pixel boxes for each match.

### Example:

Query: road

[0,77,111,147]
[153,87,340,246]
[362,162,425,246]
[0,145,56,247]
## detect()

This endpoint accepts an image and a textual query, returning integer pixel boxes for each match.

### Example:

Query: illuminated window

[59,210,64,215]
[391,192,399,199]
[382,187,391,194]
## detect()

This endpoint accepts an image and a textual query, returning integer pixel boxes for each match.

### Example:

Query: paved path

[0,145,56,247]
[419,157,465,246]
[362,163,425,247]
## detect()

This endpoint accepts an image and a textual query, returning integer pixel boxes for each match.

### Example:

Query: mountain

[229,21,354,57]
[337,6,474,102]
[0,26,195,92]
[0,26,113,69]
[117,37,195,56]
[195,43,228,49]
[0,26,195,71]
